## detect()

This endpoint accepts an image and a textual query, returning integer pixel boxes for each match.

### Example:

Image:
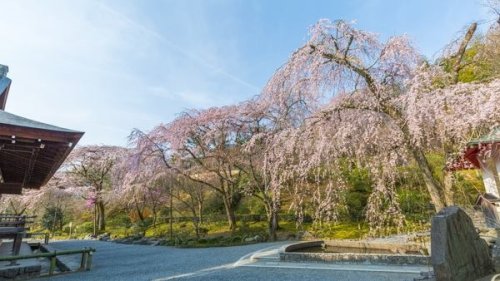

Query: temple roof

[0,64,84,194]
[468,127,500,145]
[0,110,81,134]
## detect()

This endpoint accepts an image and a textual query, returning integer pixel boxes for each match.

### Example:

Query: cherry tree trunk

[410,147,445,211]
[443,171,455,207]
[190,208,201,238]
[262,197,279,241]
[198,203,203,225]
[93,204,97,236]
[97,201,106,231]
[222,196,237,232]
[268,209,279,242]
[134,198,145,223]
[152,207,158,228]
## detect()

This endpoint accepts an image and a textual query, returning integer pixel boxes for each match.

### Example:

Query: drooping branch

[313,47,379,95]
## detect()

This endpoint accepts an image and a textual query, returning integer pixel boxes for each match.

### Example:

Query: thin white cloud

[147,86,225,108]
[99,3,260,92]
[0,1,158,145]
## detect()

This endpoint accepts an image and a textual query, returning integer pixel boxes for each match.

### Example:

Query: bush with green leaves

[41,206,64,232]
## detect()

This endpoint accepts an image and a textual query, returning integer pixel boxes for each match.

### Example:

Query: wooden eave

[0,125,83,194]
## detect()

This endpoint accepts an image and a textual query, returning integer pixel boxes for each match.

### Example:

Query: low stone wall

[0,264,41,280]
[280,240,430,266]
[0,242,41,280]
[280,251,430,266]
[324,240,426,254]
[282,240,324,252]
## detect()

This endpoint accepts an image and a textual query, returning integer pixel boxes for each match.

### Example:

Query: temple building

[0,64,83,267]
[0,64,83,195]
[451,128,500,197]
[450,128,500,224]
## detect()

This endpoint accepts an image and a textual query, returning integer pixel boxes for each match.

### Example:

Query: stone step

[252,255,279,261]
[0,242,41,279]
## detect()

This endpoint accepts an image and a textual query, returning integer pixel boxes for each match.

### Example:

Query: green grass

[310,222,369,240]
[44,216,430,247]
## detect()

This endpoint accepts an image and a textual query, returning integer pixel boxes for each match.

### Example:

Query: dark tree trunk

[97,201,106,231]
[134,197,145,223]
[263,196,280,241]
[222,195,237,232]
[394,110,445,212]
[410,147,445,211]
[443,170,455,207]
[268,209,279,241]
[93,204,97,236]
[152,209,157,228]
[198,202,203,225]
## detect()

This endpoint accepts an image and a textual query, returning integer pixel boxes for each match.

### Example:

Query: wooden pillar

[12,231,23,256]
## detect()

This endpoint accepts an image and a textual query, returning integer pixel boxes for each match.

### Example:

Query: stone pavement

[35,240,432,281]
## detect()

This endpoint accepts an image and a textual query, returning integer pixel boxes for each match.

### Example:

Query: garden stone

[131,234,143,241]
[98,233,110,241]
[244,235,262,243]
[132,238,150,245]
[254,235,263,242]
[245,235,263,243]
[118,238,132,244]
[83,234,96,240]
[297,231,314,240]
[286,233,297,240]
[431,206,494,281]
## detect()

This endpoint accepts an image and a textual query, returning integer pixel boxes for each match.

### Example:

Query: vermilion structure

[450,128,500,197]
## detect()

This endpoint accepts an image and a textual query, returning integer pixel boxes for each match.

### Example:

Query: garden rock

[98,233,110,241]
[297,231,314,240]
[83,234,96,240]
[244,235,263,243]
[431,206,494,281]
[150,240,161,246]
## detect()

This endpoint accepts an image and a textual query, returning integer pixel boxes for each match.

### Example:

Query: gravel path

[32,240,428,281]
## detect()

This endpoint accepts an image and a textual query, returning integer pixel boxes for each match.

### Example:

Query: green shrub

[41,207,64,232]
[204,193,226,215]
[231,236,241,243]
[398,188,433,221]
[342,166,372,221]
[76,221,94,235]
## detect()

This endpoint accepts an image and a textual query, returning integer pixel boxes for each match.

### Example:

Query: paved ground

[33,240,431,281]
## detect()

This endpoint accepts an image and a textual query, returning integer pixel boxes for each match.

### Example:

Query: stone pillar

[481,164,499,197]
[478,149,500,198]
[431,206,494,281]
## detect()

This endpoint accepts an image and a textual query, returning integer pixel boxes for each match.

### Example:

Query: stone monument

[431,206,495,281]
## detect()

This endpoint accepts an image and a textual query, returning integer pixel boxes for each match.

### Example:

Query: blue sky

[0,0,493,146]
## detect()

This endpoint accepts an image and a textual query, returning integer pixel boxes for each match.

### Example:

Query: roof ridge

[0,110,83,134]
